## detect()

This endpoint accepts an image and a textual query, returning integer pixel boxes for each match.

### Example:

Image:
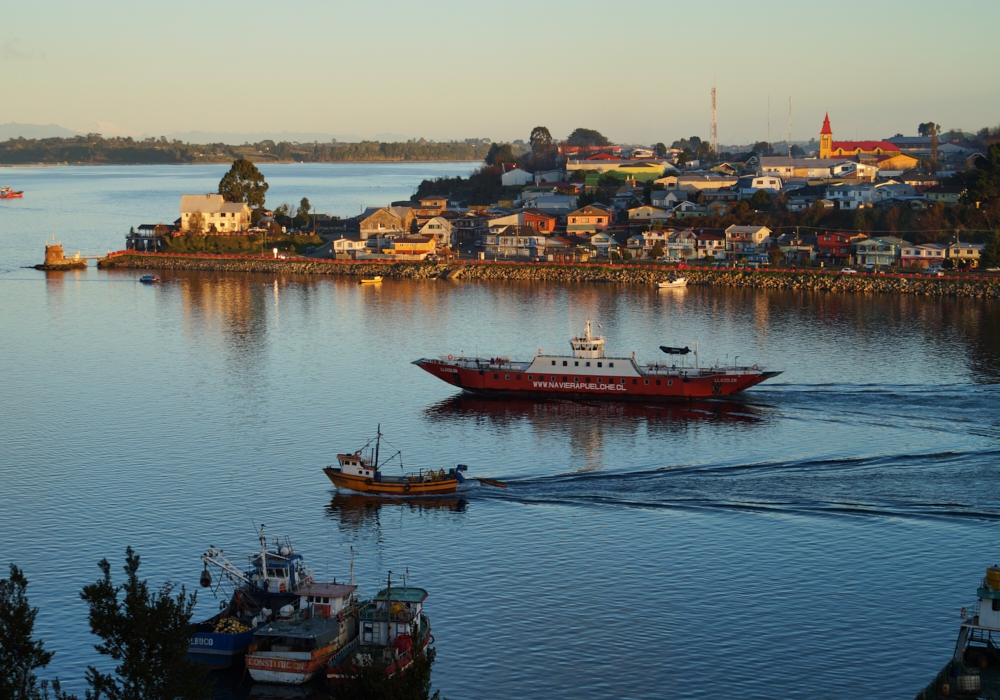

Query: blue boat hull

[187,629,256,669]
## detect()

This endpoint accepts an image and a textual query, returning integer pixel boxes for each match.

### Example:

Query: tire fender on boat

[365,478,373,486]
[447,354,454,360]
[752,364,759,370]
[403,483,411,493]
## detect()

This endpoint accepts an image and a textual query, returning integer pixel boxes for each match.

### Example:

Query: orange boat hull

[323,468,458,496]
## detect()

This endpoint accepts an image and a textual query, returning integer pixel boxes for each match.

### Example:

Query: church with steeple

[818,113,901,159]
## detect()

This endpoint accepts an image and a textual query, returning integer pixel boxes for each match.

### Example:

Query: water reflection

[208,669,328,700]
[324,492,468,536]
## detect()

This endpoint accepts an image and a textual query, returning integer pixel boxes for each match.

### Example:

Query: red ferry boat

[413,321,781,401]
[1,187,24,199]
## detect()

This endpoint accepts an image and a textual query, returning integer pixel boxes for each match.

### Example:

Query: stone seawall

[98,254,1000,298]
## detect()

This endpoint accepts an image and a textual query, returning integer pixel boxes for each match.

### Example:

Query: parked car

[926,268,944,277]
[862,263,876,272]
[841,267,858,275]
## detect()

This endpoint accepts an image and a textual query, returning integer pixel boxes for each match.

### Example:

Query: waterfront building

[331,236,367,259]
[947,241,984,267]
[387,235,436,260]
[566,205,611,234]
[854,236,909,266]
[500,166,533,187]
[359,206,415,239]
[179,194,251,233]
[482,225,547,259]
[418,217,454,248]
[900,243,948,268]
[696,231,726,259]
[815,231,866,266]
[725,225,772,261]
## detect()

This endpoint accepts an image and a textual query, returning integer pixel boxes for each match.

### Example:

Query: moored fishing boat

[327,575,431,683]
[139,274,159,284]
[322,426,505,497]
[413,320,781,401]
[188,527,316,669]
[245,583,360,684]
[359,276,382,284]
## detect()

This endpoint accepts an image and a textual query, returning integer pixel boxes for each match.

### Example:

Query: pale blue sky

[3,0,999,145]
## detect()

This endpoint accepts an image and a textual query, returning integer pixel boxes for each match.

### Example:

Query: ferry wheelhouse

[413,321,780,401]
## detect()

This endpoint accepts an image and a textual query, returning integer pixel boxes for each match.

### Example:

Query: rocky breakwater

[97,254,1000,298]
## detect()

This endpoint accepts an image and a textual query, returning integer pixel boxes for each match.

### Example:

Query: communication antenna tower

[710,86,718,156]
[788,95,793,157]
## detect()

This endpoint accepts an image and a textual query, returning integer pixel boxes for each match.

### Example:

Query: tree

[566,128,610,148]
[650,241,665,260]
[597,173,620,201]
[654,143,667,157]
[484,143,517,166]
[790,144,805,157]
[749,190,772,210]
[982,230,1000,268]
[187,211,205,234]
[752,141,770,155]
[79,548,210,700]
[918,122,941,138]
[218,158,269,209]
[296,197,311,220]
[529,127,553,155]
[0,565,57,700]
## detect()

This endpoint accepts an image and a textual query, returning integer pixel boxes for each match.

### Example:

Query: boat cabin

[249,544,313,595]
[336,453,377,479]
[296,583,356,620]
[569,320,605,359]
[358,587,428,647]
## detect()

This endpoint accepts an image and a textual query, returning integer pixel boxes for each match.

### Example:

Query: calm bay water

[3,165,1000,698]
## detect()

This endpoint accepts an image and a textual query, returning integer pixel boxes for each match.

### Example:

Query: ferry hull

[414,359,778,401]
[323,468,459,496]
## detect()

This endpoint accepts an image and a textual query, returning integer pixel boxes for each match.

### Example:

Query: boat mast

[259,524,267,595]
[374,424,381,470]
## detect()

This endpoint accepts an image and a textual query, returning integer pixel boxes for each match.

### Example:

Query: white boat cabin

[336,452,376,479]
[297,583,356,620]
[358,587,428,647]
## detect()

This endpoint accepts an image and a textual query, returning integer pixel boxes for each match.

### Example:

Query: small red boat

[414,321,781,401]
[1,187,24,199]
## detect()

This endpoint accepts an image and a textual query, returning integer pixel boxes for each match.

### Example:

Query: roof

[759,157,855,168]
[180,194,249,214]
[820,113,832,135]
[296,583,356,599]
[830,141,900,152]
[394,236,434,243]
[522,208,558,219]
[725,225,771,235]
[923,185,966,194]
[374,587,428,604]
[254,616,342,642]
[568,205,610,217]
[586,152,619,160]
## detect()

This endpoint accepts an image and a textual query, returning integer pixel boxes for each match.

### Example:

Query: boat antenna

[374,424,381,472]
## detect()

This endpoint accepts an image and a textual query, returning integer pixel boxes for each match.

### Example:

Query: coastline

[97,253,1000,298]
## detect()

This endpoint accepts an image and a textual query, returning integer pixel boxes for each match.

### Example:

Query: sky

[3,0,1000,145]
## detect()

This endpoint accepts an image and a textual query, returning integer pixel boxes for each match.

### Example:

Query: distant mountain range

[0,122,415,144]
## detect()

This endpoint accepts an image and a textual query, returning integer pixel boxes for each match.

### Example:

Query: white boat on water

[657,277,687,289]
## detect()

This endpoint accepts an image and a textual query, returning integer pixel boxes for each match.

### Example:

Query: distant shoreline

[96,253,1000,299]
[1,159,482,168]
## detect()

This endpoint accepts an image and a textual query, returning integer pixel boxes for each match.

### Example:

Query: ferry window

[516,375,521,380]
[562,361,567,366]
[551,376,556,381]
[528,375,532,380]
[494,373,499,379]
[586,362,591,367]
[597,362,602,368]
[609,362,614,368]
[551,361,556,366]
[505,374,510,380]
[599,378,604,384]
[632,379,638,385]
[574,377,579,382]
[620,378,625,384]
[667,380,673,386]
[562,376,567,382]
[574,361,579,366]
[656,380,661,386]
[585,378,590,383]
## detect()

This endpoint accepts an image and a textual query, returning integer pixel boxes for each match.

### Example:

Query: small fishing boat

[188,527,317,669]
[327,574,431,684]
[359,276,383,284]
[139,275,159,284]
[323,426,505,496]
[245,582,360,684]
[0,187,24,199]
[656,276,687,289]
